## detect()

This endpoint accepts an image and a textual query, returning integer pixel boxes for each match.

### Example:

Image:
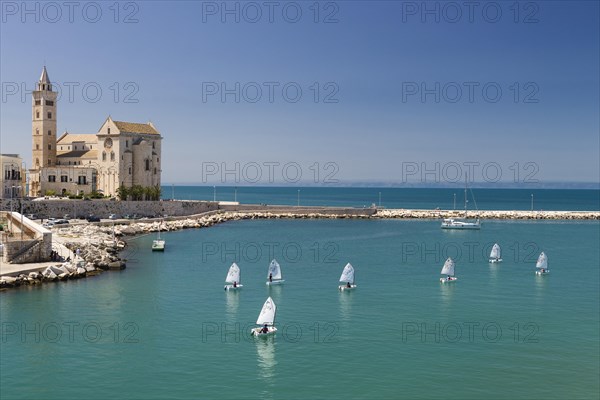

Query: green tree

[148,185,161,200]
[130,185,144,201]
[116,186,129,201]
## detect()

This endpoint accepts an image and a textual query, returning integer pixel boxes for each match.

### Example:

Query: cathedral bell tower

[32,66,57,169]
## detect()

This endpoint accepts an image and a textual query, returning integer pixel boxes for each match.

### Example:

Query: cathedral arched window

[145,159,150,171]
[110,152,115,161]
[102,152,106,161]
[36,158,39,166]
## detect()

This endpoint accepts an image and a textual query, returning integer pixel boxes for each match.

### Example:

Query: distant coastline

[165,182,600,190]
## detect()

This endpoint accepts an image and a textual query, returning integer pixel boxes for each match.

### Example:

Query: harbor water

[1,210,598,399]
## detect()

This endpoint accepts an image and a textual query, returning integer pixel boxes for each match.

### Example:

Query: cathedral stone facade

[28,67,162,198]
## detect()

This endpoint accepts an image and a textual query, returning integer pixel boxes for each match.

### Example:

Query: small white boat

[151,221,165,251]
[441,176,480,230]
[439,257,458,283]
[441,218,481,230]
[251,297,278,337]
[266,259,285,285]
[535,252,549,275]
[338,263,357,291]
[489,243,502,263]
[224,262,243,290]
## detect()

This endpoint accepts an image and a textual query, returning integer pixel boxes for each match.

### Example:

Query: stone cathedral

[28,67,162,198]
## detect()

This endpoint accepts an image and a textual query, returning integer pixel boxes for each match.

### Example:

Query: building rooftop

[57,133,98,144]
[113,121,159,135]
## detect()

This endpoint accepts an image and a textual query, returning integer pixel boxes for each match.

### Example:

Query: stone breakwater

[52,208,600,242]
[375,209,600,220]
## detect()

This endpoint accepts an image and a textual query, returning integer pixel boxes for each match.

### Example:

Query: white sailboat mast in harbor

[441,174,481,230]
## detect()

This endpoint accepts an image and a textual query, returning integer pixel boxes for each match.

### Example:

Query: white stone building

[28,67,162,197]
[0,154,26,199]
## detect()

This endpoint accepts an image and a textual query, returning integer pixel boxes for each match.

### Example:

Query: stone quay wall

[1,212,52,263]
[0,199,219,219]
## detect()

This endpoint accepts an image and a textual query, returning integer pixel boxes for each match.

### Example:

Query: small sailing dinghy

[535,252,549,275]
[489,243,502,263]
[266,259,285,285]
[224,263,243,290]
[338,263,357,291]
[439,257,457,283]
[151,221,165,251]
[251,297,278,337]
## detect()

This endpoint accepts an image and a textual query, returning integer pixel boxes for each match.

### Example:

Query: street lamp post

[531,194,534,212]
[378,192,382,208]
[453,193,456,210]
[213,186,216,202]
[9,185,15,232]
[297,189,300,206]
[73,182,78,219]
[234,186,237,202]
[19,186,24,248]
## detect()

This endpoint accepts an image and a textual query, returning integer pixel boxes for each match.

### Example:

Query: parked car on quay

[86,215,101,222]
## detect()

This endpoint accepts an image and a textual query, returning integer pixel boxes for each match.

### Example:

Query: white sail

[490,243,501,259]
[536,252,548,269]
[225,263,241,284]
[339,263,355,283]
[267,259,282,280]
[256,297,277,326]
[440,258,455,276]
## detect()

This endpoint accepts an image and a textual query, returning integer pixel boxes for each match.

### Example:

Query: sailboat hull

[251,327,277,337]
[440,277,458,283]
[535,270,550,275]
[152,240,165,251]
[338,284,357,291]
[266,280,285,285]
[441,220,481,230]
[489,258,502,263]
[224,284,243,291]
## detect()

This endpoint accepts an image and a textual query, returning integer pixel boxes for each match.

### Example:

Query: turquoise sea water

[165,186,600,211]
[1,215,599,399]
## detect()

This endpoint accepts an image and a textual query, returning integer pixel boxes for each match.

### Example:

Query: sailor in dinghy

[251,297,278,337]
[224,263,243,290]
[440,257,458,283]
[535,252,549,275]
[266,259,285,285]
[338,263,357,291]
[489,243,502,263]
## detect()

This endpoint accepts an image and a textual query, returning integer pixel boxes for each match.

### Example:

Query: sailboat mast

[464,175,468,217]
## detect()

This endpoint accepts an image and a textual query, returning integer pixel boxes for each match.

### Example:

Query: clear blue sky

[1,1,598,186]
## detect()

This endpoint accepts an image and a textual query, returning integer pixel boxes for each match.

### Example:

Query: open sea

[1,188,599,400]
[166,186,600,211]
